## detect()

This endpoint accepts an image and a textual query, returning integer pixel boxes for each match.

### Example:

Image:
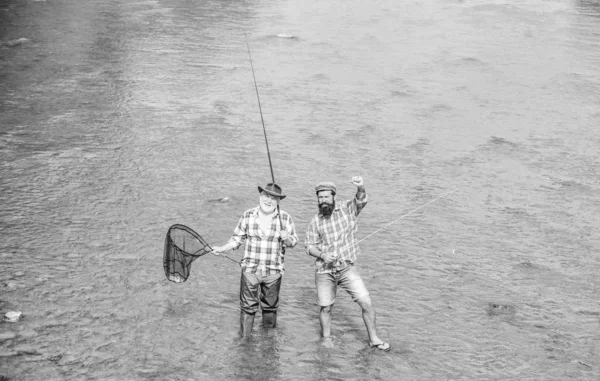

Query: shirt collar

[252,206,279,219]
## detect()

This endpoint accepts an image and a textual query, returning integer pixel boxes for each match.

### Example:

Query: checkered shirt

[228,206,298,275]
[305,190,368,273]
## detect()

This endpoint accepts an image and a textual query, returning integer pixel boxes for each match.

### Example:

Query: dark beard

[319,201,335,217]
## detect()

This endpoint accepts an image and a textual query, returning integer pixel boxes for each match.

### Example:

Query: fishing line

[318,188,460,270]
[243,32,286,249]
[356,188,459,246]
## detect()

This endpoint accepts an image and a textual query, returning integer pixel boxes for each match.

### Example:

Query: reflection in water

[232,330,282,380]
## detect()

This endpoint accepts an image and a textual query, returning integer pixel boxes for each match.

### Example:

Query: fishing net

[163,224,212,283]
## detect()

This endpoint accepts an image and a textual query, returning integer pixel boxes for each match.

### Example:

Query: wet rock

[15,348,41,356]
[516,261,537,270]
[574,359,592,368]
[486,303,516,318]
[135,368,160,377]
[208,197,230,203]
[3,282,18,290]
[45,353,63,362]
[3,311,22,323]
[3,38,29,47]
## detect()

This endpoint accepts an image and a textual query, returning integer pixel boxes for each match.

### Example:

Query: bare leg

[319,304,333,338]
[356,295,383,345]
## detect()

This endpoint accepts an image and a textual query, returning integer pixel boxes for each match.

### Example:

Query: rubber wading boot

[240,311,255,338]
[262,310,277,328]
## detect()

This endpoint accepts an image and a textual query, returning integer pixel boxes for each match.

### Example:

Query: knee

[241,306,258,315]
[240,297,259,314]
[320,304,333,314]
[357,295,374,311]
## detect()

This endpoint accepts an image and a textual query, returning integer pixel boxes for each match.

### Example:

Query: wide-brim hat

[315,181,336,195]
[258,183,286,199]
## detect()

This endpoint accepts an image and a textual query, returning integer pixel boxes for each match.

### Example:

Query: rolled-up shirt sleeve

[349,188,368,216]
[305,218,321,254]
[227,214,247,250]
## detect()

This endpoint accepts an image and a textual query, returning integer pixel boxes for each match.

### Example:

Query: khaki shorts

[315,265,369,307]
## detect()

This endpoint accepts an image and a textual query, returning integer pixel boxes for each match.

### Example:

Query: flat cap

[315,181,336,195]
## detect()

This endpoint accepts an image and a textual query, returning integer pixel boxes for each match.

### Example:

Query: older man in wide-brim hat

[212,182,298,338]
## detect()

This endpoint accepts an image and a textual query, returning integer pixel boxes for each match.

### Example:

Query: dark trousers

[239,271,282,315]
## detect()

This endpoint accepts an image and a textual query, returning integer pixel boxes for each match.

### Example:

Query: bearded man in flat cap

[212,183,298,338]
[305,176,390,351]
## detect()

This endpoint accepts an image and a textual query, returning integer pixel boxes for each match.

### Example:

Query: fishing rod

[244,32,276,183]
[243,32,287,251]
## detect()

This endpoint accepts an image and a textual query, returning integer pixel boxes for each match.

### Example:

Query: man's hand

[351,176,364,187]
[320,246,339,264]
[280,230,289,245]
[321,251,338,264]
[211,245,225,256]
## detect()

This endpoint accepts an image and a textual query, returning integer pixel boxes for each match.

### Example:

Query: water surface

[1,0,599,380]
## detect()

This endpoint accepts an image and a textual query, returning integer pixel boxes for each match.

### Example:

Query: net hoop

[163,224,212,283]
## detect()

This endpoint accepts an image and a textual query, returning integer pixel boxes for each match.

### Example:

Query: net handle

[167,224,239,263]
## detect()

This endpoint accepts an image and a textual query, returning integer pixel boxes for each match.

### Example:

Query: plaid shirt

[228,206,298,275]
[305,190,368,273]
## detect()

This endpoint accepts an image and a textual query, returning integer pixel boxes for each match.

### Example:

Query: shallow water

[1,0,599,380]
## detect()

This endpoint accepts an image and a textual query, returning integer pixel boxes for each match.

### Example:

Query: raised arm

[349,176,368,216]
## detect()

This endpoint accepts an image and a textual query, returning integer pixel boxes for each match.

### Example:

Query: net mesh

[164,224,212,283]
